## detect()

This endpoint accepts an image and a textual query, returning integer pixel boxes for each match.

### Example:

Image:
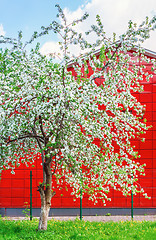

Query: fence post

[131,173,133,221]
[80,170,82,220]
[30,170,32,221]
[80,187,82,220]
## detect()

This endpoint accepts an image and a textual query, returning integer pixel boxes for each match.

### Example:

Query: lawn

[1,217,156,239]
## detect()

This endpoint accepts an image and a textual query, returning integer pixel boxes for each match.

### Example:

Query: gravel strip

[2,215,156,222]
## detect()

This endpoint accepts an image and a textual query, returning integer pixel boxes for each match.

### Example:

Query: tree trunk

[38,161,55,230]
[38,204,50,230]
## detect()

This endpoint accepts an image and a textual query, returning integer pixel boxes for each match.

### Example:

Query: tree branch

[91,41,122,83]
[101,42,121,71]
[6,134,44,144]
[32,127,43,149]
[39,115,46,139]
[52,154,57,176]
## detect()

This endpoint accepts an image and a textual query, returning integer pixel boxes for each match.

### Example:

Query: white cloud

[40,0,156,56]
[40,41,62,59]
[0,24,6,36]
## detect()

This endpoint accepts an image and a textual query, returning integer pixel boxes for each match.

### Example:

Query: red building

[0,48,156,216]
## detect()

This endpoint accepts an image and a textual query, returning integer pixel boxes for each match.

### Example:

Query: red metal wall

[0,55,156,209]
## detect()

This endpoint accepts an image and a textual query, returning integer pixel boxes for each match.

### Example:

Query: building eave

[67,46,156,68]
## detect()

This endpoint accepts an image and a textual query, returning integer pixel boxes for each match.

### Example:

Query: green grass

[1,217,156,240]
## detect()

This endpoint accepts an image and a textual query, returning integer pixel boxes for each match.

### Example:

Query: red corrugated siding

[0,54,156,209]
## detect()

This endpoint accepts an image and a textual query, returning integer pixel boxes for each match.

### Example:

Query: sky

[0,0,156,57]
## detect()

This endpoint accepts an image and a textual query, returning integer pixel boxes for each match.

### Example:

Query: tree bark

[38,162,55,230]
[38,204,50,230]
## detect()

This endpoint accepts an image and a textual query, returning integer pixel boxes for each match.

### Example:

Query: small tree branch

[91,42,122,83]
[6,134,44,144]
[32,127,43,149]
[101,42,121,71]
[41,151,46,184]
[51,191,56,198]
[39,115,46,139]
[52,154,57,176]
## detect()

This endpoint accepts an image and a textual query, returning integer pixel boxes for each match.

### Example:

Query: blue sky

[0,0,156,55]
[0,0,86,44]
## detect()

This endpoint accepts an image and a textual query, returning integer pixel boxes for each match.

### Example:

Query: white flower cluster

[0,12,156,203]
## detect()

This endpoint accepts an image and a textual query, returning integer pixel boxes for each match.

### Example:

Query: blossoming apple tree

[0,5,156,230]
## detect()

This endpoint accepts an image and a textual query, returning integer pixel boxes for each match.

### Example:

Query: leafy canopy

[0,6,156,203]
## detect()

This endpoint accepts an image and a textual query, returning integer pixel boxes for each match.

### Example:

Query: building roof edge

[67,46,156,68]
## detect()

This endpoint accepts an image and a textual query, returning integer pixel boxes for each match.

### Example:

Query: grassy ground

[1,217,156,239]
